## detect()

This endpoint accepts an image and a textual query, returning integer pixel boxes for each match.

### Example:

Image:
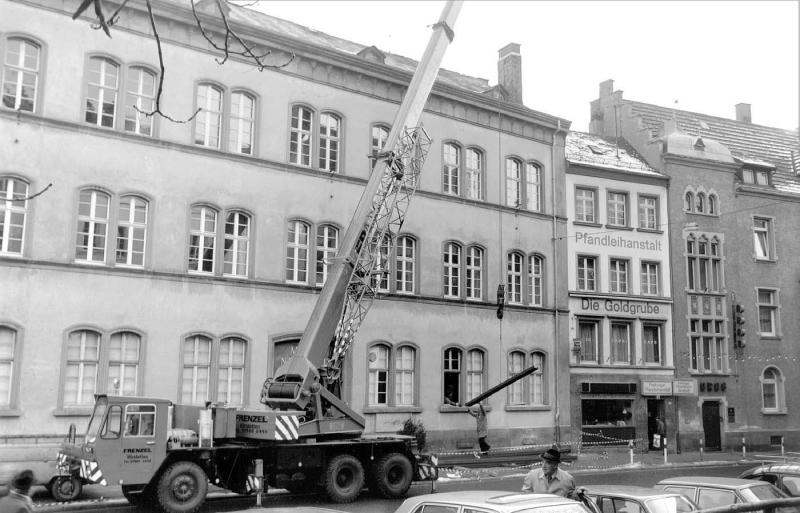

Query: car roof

[658,476,772,489]
[583,484,687,498]
[399,491,580,511]
[741,463,800,476]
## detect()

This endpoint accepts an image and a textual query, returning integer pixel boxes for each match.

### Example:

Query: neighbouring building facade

[565,131,674,450]
[0,0,573,449]
[591,79,800,452]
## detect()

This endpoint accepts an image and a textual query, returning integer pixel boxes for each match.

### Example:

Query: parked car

[393,491,600,513]
[582,484,699,513]
[656,476,794,512]
[740,463,800,497]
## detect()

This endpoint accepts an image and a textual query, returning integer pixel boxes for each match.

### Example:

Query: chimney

[599,79,614,99]
[735,103,752,123]
[498,43,522,104]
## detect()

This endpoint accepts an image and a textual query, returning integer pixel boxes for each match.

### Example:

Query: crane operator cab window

[124,404,156,437]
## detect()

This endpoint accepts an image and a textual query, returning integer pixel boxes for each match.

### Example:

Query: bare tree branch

[14,182,53,202]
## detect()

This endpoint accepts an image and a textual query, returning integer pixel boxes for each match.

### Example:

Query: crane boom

[262,1,462,413]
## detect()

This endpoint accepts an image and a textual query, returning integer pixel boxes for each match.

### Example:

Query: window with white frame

[370,234,391,293]
[530,351,545,405]
[2,37,41,112]
[194,83,223,148]
[508,351,526,405]
[124,66,156,136]
[443,242,461,298]
[443,347,462,405]
[223,211,250,277]
[641,262,660,296]
[527,254,544,306]
[228,91,255,155]
[465,148,483,200]
[367,343,416,407]
[395,235,416,294]
[76,189,110,263]
[315,224,338,286]
[753,217,774,260]
[368,344,389,406]
[181,334,247,406]
[609,258,628,294]
[465,349,485,403]
[638,195,658,230]
[85,56,119,128]
[577,255,597,291]
[577,319,599,363]
[686,235,722,292]
[505,158,542,211]
[743,168,771,186]
[394,345,415,406]
[0,325,19,409]
[289,104,310,164]
[286,220,310,284]
[62,328,144,408]
[642,324,662,365]
[761,367,784,412]
[757,288,778,336]
[505,158,522,208]
[575,187,596,223]
[525,162,542,212]
[689,318,726,374]
[0,176,28,255]
[506,252,524,304]
[507,350,547,406]
[607,191,628,226]
[115,195,148,267]
[188,205,217,274]
[465,246,483,301]
[319,112,341,172]
[610,322,631,364]
[443,142,460,196]
[371,124,390,155]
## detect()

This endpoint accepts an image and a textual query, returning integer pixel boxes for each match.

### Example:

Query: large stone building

[590,79,800,452]
[565,131,674,450]
[0,0,572,449]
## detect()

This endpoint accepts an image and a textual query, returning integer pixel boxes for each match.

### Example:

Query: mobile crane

[56,2,462,512]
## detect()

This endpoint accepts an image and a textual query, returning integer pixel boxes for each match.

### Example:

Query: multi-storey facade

[565,131,673,449]
[0,0,572,449]
[591,79,800,451]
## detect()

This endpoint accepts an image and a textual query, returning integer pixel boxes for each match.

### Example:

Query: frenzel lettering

[576,232,662,252]
[237,414,269,423]
[123,448,152,454]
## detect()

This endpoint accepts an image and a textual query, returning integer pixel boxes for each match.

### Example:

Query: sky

[241,1,799,133]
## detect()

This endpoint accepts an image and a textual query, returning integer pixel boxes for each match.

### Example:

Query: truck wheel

[156,461,208,513]
[372,453,413,498]
[324,454,364,503]
[122,484,153,508]
[50,475,82,501]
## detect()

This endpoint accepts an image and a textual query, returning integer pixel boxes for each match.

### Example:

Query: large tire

[50,475,82,501]
[371,453,413,498]
[156,461,208,513]
[323,454,364,503]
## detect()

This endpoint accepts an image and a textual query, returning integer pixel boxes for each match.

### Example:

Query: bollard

[699,438,704,461]
[742,436,746,459]
[254,459,264,507]
[663,437,668,464]
[782,437,785,460]
[628,440,634,466]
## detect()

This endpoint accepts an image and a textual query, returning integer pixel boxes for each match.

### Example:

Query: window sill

[363,406,423,414]
[504,405,550,412]
[754,257,777,264]
[53,408,93,417]
[759,335,781,341]
[573,221,602,228]
[0,409,21,417]
[636,228,664,234]
[761,409,787,416]
[438,405,492,413]
[603,225,634,231]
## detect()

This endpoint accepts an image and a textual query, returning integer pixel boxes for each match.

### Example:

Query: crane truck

[55,2,462,512]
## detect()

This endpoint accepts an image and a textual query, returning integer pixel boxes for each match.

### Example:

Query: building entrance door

[647,399,664,450]
[702,401,722,451]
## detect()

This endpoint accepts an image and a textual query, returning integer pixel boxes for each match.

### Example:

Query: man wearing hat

[0,469,34,512]
[521,447,582,500]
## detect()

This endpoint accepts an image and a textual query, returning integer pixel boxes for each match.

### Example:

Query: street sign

[672,379,698,396]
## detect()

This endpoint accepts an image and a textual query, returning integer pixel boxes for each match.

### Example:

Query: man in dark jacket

[0,469,34,513]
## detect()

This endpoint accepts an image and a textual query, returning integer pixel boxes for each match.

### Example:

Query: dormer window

[742,167,770,186]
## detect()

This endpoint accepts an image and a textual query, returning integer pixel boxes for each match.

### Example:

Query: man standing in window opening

[467,403,490,453]
[521,447,583,500]
[443,384,458,406]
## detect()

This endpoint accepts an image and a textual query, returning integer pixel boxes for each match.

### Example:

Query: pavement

[30,446,777,512]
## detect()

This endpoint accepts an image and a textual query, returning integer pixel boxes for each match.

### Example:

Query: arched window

[370,234,391,292]
[465,245,483,301]
[195,83,223,148]
[505,158,522,208]
[0,325,20,408]
[319,112,341,172]
[107,331,141,396]
[525,162,542,212]
[531,351,546,405]
[315,224,339,286]
[116,195,148,267]
[181,334,211,405]
[708,194,717,215]
[217,337,246,405]
[223,211,250,277]
[442,347,462,405]
[286,220,310,284]
[394,345,416,406]
[527,254,544,306]
[76,189,111,263]
[188,205,218,273]
[465,349,485,403]
[124,66,156,136]
[2,37,41,112]
[370,124,390,155]
[229,91,256,155]
[395,235,416,294]
[64,329,102,406]
[367,343,417,407]
[290,105,313,166]
[465,148,483,200]
[761,367,784,412]
[506,251,524,304]
[507,350,526,405]
[696,192,706,213]
[85,57,120,128]
[0,177,28,255]
[684,191,694,212]
[443,241,462,298]
[443,142,460,196]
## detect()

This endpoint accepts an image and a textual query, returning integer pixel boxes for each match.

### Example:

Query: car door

[779,475,800,496]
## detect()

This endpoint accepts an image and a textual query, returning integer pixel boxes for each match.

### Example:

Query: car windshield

[517,504,590,513]
[645,496,698,513]
[85,396,108,441]
[740,484,787,501]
